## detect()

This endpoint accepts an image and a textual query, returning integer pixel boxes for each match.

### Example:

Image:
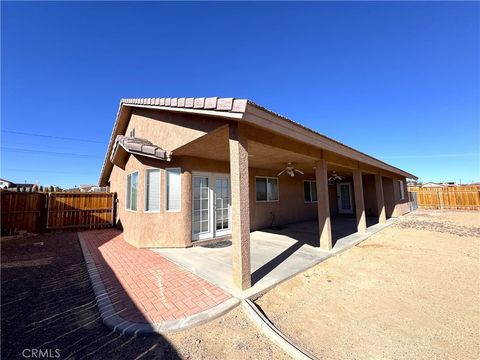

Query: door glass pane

[341,184,351,209]
[304,182,311,202]
[215,178,229,231]
[193,176,209,235]
[311,182,317,202]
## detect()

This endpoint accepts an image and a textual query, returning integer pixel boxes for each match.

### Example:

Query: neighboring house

[421,182,457,188]
[88,186,108,192]
[0,178,15,189]
[99,97,416,290]
[15,183,35,191]
[78,184,97,192]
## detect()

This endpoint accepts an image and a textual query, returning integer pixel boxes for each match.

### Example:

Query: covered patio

[152,216,396,298]
[172,121,406,291]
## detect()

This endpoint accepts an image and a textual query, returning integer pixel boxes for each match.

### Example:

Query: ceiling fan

[328,171,343,182]
[278,163,305,177]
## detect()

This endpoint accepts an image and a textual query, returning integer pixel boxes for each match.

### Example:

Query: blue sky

[2,1,479,188]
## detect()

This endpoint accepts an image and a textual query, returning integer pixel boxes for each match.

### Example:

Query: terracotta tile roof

[121,97,248,113]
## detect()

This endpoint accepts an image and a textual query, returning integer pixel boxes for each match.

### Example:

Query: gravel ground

[394,210,480,237]
[1,233,287,360]
[256,211,480,360]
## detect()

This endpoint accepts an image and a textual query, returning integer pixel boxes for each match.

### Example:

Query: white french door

[192,173,231,241]
[337,182,354,214]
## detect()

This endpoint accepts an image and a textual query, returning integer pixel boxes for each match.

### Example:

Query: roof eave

[99,97,417,186]
[244,101,417,180]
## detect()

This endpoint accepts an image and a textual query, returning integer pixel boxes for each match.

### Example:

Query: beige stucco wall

[249,168,318,230]
[110,152,409,248]
[362,174,378,217]
[107,110,411,248]
[110,154,319,247]
[109,155,232,248]
[126,107,228,153]
[393,177,410,216]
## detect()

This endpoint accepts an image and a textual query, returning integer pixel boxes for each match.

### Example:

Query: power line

[1,130,107,144]
[1,147,104,158]
[5,168,99,175]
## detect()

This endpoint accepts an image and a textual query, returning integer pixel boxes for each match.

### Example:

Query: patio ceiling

[172,125,320,174]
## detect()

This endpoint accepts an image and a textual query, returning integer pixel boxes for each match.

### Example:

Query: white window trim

[398,180,405,200]
[144,168,161,213]
[126,170,139,212]
[165,167,181,212]
[304,180,318,203]
[255,176,280,202]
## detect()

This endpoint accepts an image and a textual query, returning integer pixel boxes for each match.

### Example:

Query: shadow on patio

[261,215,380,247]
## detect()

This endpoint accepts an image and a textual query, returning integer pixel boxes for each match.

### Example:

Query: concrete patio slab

[153,217,397,299]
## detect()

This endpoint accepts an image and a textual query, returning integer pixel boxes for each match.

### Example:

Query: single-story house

[99,97,416,290]
[0,178,15,189]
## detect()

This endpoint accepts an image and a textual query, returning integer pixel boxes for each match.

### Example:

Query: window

[398,180,405,200]
[126,171,138,211]
[304,180,317,202]
[145,169,160,211]
[166,168,181,211]
[256,177,279,202]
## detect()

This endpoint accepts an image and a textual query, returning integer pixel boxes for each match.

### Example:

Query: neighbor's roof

[99,97,417,185]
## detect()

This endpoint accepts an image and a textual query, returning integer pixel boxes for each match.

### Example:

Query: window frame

[125,170,139,212]
[255,176,279,202]
[303,180,318,203]
[165,167,182,212]
[398,180,405,200]
[144,168,161,213]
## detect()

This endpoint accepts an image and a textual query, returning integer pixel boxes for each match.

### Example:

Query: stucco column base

[375,174,386,224]
[229,123,251,290]
[315,159,332,250]
[353,169,367,233]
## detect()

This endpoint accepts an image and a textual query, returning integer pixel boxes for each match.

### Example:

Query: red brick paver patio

[82,229,231,325]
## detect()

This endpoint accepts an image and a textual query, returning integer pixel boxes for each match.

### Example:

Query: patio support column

[353,169,367,233]
[375,174,386,224]
[315,159,332,250]
[229,122,251,290]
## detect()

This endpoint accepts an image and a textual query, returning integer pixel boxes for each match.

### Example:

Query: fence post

[437,191,443,209]
[111,193,117,228]
[39,193,48,234]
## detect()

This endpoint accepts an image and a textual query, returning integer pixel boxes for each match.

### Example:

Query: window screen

[166,168,181,211]
[126,171,138,211]
[256,177,278,201]
[304,181,317,202]
[145,169,160,211]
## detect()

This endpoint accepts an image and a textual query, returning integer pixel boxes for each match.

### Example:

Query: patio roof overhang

[99,97,417,186]
[110,135,171,169]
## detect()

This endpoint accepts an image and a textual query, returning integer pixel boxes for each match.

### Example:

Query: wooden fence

[1,191,116,236]
[408,186,480,210]
[1,192,46,235]
[46,193,115,230]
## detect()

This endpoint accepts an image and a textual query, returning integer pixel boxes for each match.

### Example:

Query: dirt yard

[256,210,480,360]
[1,233,288,360]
